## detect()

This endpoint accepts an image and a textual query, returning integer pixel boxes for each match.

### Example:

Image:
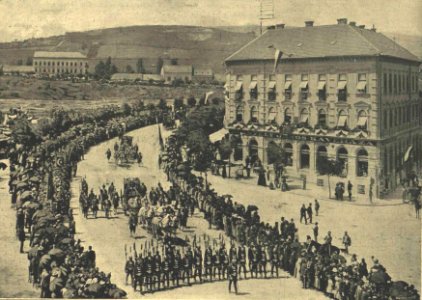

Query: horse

[308,240,341,256]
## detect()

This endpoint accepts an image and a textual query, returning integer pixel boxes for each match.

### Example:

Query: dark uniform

[270,245,279,277]
[161,255,171,288]
[193,247,203,282]
[228,262,238,294]
[153,253,161,290]
[238,246,247,279]
[204,248,213,280]
[133,258,144,293]
[145,255,154,291]
[172,252,181,286]
[259,246,267,278]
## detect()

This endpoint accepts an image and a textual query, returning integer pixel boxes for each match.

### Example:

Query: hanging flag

[274,49,283,73]
[158,124,164,150]
[204,91,214,104]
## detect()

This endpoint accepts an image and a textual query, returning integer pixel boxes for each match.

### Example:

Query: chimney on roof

[276,23,285,29]
[305,21,314,27]
[349,21,356,26]
[370,25,377,32]
[337,18,348,25]
[358,25,365,29]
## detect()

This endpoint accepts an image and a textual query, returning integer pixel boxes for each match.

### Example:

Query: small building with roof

[161,65,193,83]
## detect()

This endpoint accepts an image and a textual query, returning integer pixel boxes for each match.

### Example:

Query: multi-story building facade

[224,19,422,199]
[33,51,88,75]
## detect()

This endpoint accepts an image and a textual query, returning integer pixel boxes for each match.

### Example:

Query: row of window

[235,106,369,130]
[34,68,85,74]
[243,139,369,177]
[232,73,368,103]
[34,60,87,67]
[382,72,419,95]
[235,73,366,83]
[382,103,422,130]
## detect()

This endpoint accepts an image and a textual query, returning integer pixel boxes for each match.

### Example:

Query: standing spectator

[313,222,319,242]
[342,231,352,253]
[18,227,26,253]
[314,199,320,216]
[87,246,96,268]
[227,261,238,294]
[245,156,251,178]
[302,176,307,190]
[369,185,373,203]
[347,181,353,201]
[306,203,313,224]
[359,258,368,278]
[300,204,307,224]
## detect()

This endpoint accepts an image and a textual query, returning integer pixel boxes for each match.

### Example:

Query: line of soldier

[125,238,284,294]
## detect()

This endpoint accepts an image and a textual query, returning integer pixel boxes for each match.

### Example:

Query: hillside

[0,25,420,76]
[0,25,256,74]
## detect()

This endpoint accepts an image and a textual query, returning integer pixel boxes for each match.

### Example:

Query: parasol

[58,237,73,245]
[22,201,39,210]
[39,254,52,268]
[20,191,33,201]
[16,182,29,190]
[48,248,65,259]
[29,176,41,183]
[86,282,105,295]
[108,287,127,299]
[49,277,64,293]
[369,270,391,285]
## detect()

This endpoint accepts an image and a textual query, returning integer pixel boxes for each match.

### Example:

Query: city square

[0,1,421,299]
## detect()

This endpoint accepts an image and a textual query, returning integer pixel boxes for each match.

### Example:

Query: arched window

[357,110,368,130]
[337,147,348,176]
[268,107,277,122]
[300,144,310,169]
[299,108,309,125]
[236,106,243,122]
[284,143,293,166]
[337,110,348,129]
[250,106,258,123]
[232,135,243,161]
[284,108,292,124]
[318,109,327,126]
[248,139,258,162]
[357,148,368,177]
[316,145,327,173]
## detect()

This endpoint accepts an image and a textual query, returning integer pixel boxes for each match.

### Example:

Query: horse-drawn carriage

[113,136,140,164]
[137,204,178,239]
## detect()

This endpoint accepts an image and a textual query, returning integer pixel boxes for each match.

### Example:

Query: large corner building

[224,19,422,199]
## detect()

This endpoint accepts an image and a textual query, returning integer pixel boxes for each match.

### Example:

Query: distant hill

[0,25,420,76]
[0,25,256,75]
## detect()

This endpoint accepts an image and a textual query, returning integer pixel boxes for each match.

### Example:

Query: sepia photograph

[0,0,421,299]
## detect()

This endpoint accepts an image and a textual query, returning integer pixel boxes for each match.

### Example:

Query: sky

[0,0,421,42]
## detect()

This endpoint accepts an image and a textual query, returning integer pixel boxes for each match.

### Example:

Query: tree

[126,65,134,73]
[187,96,197,107]
[94,61,106,79]
[170,58,178,65]
[16,59,23,66]
[211,97,220,106]
[26,57,33,66]
[122,103,132,115]
[158,99,167,111]
[174,98,184,110]
[218,137,234,178]
[136,58,145,74]
[267,142,285,165]
[317,157,343,199]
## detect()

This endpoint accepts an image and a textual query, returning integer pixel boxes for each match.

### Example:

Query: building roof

[225,24,420,63]
[34,51,87,59]
[2,65,35,73]
[162,65,193,74]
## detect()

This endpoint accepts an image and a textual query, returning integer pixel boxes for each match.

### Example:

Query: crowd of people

[7,104,164,298]
[153,130,421,299]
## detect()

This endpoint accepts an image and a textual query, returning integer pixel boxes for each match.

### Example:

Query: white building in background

[33,51,88,75]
